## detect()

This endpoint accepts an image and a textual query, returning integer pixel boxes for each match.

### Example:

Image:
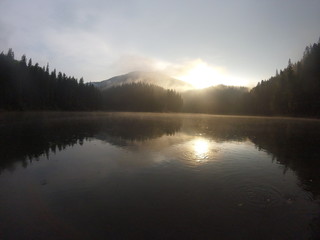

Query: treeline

[0,49,101,110]
[244,40,320,116]
[1,39,320,116]
[0,49,183,112]
[102,82,183,112]
[182,39,320,117]
[182,85,249,114]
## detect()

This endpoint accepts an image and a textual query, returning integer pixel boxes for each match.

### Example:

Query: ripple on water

[216,169,285,213]
[237,184,283,209]
[178,147,220,169]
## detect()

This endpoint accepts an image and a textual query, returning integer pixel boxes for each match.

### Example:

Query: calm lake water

[0,112,320,239]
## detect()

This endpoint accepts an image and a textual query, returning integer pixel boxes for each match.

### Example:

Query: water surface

[0,112,320,239]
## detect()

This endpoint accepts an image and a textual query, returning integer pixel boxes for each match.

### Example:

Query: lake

[0,112,320,239]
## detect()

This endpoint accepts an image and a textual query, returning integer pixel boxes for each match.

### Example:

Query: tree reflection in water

[1,113,320,198]
[0,113,320,238]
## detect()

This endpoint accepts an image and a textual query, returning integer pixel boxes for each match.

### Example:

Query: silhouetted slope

[93,71,193,92]
[245,40,320,116]
[101,82,183,112]
[0,49,101,110]
[182,85,249,114]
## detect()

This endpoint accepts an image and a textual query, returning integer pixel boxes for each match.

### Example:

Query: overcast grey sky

[1,0,319,87]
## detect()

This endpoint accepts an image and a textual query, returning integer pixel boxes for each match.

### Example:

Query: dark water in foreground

[0,112,320,240]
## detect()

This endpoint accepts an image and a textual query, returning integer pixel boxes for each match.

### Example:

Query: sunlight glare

[175,59,248,88]
[193,138,209,161]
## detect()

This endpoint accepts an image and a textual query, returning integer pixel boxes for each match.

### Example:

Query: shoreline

[0,111,319,123]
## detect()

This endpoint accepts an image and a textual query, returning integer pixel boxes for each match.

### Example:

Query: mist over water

[0,112,320,239]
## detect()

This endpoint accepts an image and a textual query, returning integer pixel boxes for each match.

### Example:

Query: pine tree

[7,48,14,60]
[20,55,27,66]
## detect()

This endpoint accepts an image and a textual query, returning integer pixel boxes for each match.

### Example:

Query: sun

[174,59,248,89]
[177,60,222,89]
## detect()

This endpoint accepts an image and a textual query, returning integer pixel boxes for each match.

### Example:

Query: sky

[0,0,319,88]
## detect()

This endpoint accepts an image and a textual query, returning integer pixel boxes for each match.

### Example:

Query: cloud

[1,0,319,86]
[163,59,249,88]
[108,55,172,76]
[0,0,164,81]
[107,56,250,88]
[42,29,114,80]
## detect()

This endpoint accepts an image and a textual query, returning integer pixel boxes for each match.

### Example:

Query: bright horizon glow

[173,59,249,89]
[1,1,319,86]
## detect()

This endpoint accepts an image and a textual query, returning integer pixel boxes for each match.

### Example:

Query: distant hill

[182,85,249,114]
[92,71,193,91]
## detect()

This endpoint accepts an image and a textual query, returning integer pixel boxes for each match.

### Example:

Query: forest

[244,41,320,116]
[0,50,182,112]
[181,40,320,117]
[182,85,249,114]
[0,39,319,116]
[0,49,101,110]
[102,83,183,112]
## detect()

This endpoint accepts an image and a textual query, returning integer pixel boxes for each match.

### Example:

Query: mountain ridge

[92,71,194,91]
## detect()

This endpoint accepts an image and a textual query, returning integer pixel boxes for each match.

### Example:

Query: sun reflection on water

[193,138,210,162]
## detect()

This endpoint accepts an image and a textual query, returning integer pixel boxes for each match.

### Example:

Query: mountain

[92,71,194,91]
